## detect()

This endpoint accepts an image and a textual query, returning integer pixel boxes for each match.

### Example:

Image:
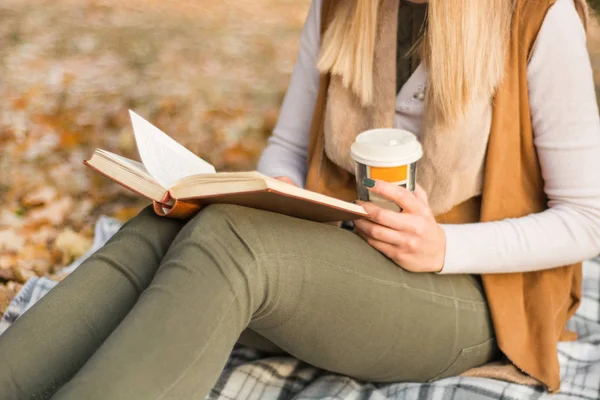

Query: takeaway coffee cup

[350,128,423,211]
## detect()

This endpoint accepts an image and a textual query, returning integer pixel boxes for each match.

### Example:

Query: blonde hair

[318,0,514,128]
[317,0,380,106]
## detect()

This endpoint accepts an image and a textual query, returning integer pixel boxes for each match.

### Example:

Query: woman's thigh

[206,204,497,383]
[237,328,288,355]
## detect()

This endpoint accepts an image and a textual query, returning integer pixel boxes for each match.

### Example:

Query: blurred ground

[0,2,599,314]
[0,0,311,310]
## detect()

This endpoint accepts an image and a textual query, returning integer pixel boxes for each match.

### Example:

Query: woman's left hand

[354,180,446,273]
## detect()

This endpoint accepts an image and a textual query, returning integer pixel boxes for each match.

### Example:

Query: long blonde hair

[318,0,588,128]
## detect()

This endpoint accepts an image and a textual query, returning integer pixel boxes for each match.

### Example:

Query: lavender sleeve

[256,0,322,187]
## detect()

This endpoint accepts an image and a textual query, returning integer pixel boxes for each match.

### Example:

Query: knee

[199,203,256,221]
[195,203,250,222]
[180,204,285,279]
[185,204,261,245]
[169,205,267,298]
[175,205,263,266]
[116,205,185,244]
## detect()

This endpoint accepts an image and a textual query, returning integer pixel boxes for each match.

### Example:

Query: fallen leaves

[0,230,25,253]
[0,282,23,316]
[21,186,58,208]
[54,229,93,265]
[0,0,310,318]
[25,197,74,227]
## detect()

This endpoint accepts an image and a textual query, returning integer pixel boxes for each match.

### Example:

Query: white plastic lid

[350,128,423,167]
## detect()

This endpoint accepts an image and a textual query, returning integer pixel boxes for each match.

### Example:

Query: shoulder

[530,0,587,62]
[526,0,594,118]
[538,0,586,40]
[317,0,339,35]
[516,0,556,16]
[520,0,585,35]
[514,0,586,60]
[298,0,323,49]
[303,0,326,40]
[309,0,323,21]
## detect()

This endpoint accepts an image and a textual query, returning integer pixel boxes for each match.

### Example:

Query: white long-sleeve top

[257,0,600,274]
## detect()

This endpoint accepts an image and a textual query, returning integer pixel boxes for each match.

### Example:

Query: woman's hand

[274,176,298,186]
[354,179,446,273]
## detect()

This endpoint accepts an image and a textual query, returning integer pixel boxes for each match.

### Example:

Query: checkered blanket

[1,217,599,400]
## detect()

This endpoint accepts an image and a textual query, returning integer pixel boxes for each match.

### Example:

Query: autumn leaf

[0,230,25,253]
[21,186,58,208]
[54,229,93,265]
[25,197,74,227]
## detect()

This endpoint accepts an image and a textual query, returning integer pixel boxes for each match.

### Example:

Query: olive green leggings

[0,205,497,399]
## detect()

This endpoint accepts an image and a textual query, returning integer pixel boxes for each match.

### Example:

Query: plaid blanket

[1,217,599,400]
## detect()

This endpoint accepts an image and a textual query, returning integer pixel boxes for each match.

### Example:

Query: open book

[84,111,367,222]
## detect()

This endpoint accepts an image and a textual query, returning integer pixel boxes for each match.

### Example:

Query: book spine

[152,192,203,219]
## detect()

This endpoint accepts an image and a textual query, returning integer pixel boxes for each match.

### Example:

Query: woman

[1,0,599,398]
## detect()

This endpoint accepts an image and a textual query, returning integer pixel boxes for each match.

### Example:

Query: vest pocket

[428,338,497,382]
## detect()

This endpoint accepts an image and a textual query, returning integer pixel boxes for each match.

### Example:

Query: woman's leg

[236,328,287,355]
[0,207,185,399]
[54,204,496,400]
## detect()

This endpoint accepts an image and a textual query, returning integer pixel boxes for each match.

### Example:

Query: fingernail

[362,178,376,188]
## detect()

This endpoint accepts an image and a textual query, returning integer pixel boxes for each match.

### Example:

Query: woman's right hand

[274,176,298,187]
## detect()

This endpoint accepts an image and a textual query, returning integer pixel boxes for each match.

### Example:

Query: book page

[97,149,153,178]
[171,171,267,187]
[86,150,167,202]
[129,110,216,188]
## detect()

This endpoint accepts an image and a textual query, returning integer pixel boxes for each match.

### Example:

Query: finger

[274,176,297,187]
[355,230,400,261]
[354,219,413,247]
[414,184,429,205]
[360,202,424,235]
[365,179,430,216]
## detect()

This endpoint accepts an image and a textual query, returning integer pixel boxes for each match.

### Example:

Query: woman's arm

[440,0,600,274]
[256,0,322,187]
